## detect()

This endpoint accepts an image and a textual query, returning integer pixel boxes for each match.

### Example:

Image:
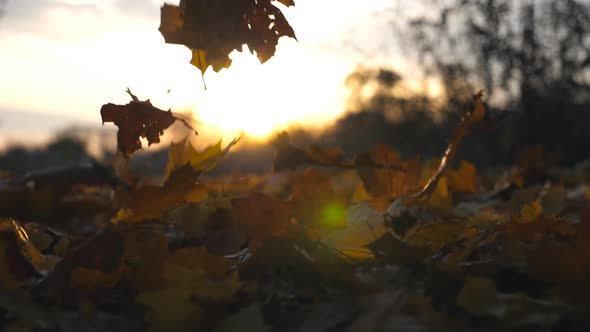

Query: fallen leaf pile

[3,91,590,332]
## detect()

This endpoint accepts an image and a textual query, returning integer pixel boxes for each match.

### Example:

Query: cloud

[0,0,7,18]
[0,0,106,39]
[115,0,160,21]
[0,0,160,40]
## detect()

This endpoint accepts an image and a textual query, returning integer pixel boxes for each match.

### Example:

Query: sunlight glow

[193,43,350,139]
[123,38,354,140]
[0,0,429,145]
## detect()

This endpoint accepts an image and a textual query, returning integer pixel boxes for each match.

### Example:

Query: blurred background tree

[402,0,590,163]
[337,0,590,165]
[1,0,589,176]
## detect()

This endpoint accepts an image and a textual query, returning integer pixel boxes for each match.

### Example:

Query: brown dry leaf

[273,132,407,174]
[515,145,547,185]
[404,221,469,251]
[358,144,420,210]
[214,173,269,196]
[138,246,239,331]
[272,131,307,171]
[525,210,590,286]
[101,89,196,157]
[358,144,403,199]
[231,192,293,250]
[501,215,575,242]
[305,145,346,166]
[322,202,389,260]
[447,160,478,193]
[166,246,231,280]
[70,267,120,291]
[273,132,346,171]
[50,226,168,293]
[159,0,296,73]
[278,0,295,6]
[42,227,125,293]
[119,227,169,290]
[115,165,203,222]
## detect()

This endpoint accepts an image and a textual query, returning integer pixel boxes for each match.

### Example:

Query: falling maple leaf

[159,0,297,74]
[100,89,197,157]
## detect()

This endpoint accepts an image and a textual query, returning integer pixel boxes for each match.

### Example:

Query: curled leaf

[411,91,485,201]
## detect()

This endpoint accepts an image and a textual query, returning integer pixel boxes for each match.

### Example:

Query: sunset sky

[0,0,426,147]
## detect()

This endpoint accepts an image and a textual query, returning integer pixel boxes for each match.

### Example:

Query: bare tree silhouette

[406,0,590,104]
[392,0,590,163]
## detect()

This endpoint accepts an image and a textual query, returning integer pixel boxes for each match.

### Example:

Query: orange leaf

[231,193,293,250]
[358,144,420,209]
[447,160,478,193]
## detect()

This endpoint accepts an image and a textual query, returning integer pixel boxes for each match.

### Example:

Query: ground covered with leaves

[1,92,590,332]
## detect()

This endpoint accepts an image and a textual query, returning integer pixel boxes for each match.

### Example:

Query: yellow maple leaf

[190,49,208,74]
[137,246,240,331]
[165,137,240,180]
[447,160,478,193]
[428,176,452,210]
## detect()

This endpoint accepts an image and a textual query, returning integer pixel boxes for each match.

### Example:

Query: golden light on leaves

[165,137,241,179]
[4,0,590,326]
[5,0,590,326]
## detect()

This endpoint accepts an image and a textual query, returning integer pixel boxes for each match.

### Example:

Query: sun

[106,35,353,142]
[162,40,352,140]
